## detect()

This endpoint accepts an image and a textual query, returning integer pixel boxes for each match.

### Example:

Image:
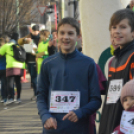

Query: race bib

[23,44,33,53]
[49,91,80,113]
[107,79,123,104]
[23,41,37,53]
[120,111,134,134]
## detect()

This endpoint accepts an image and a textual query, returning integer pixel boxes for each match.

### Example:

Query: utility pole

[61,0,65,18]
[16,0,19,35]
[46,2,52,33]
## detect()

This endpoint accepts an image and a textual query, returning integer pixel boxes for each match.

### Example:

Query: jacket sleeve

[37,60,53,125]
[17,34,31,46]
[129,55,134,79]
[0,44,7,56]
[73,61,102,119]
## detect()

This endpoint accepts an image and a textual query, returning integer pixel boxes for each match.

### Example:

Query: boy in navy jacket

[37,17,101,134]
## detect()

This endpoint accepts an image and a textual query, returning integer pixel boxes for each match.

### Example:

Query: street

[0,82,42,134]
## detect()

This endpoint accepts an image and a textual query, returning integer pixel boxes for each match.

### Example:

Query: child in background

[108,33,120,70]
[36,30,50,74]
[112,79,134,134]
[0,36,25,104]
[0,38,7,103]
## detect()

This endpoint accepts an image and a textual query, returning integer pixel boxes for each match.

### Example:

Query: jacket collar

[114,40,134,57]
[59,49,77,59]
[30,33,40,39]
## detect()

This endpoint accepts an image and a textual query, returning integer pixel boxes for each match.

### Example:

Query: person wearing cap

[18,25,40,100]
[112,79,134,134]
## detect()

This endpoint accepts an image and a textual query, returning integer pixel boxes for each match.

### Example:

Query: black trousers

[0,70,7,99]
[7,75,21,99]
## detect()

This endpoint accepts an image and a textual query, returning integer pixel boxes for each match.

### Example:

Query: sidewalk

[0,74,42,134]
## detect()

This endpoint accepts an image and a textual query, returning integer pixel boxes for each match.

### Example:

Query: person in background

[18,25,40,101]
[0,38,7,103]
[108,33,120,69]
[0,35,25,104]
[10,32,19,44]
[48,29,58,55]
[126,0,134,9]
[75,34,82,52]
[36,30,50,75]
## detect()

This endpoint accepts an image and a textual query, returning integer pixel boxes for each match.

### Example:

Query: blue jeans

[27,63,37,96]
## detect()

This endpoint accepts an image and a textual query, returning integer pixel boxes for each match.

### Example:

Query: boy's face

[31,30,39,36]
[52,32,57,40]
[123,96,134,111]
[57,24,78,54]
[111,19,134,49]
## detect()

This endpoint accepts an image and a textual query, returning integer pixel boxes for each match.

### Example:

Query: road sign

[37,5,47,16]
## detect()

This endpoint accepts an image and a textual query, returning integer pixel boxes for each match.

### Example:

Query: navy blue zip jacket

[37,49,101,134]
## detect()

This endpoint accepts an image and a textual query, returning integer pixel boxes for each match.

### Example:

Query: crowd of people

[1,0,134,134]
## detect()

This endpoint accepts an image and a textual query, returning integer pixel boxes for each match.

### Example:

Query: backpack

[12,44,26,62]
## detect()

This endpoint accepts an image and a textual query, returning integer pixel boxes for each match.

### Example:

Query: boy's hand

[49,40,54,47]
[33,47,37,52]
[24,38,32,44]
[44,117,57,130]
[129,0,134,9]
[62,111,78,122]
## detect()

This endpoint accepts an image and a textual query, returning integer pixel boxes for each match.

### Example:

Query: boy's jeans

[0,70,7,99]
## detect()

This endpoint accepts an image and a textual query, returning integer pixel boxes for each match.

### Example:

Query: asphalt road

[0,82,42,134]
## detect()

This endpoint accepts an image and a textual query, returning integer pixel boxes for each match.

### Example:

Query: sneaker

[31,96,36,101]
[14,98,17,102]
[15,98,21,104]
[5,98,14,105]
[0,97,6,103]
[0,99,4,103]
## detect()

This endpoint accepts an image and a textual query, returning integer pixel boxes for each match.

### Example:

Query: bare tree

[0,0,42,35]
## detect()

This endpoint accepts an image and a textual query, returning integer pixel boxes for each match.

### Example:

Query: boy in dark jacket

[37,17,101,134]
[99,9,134,134]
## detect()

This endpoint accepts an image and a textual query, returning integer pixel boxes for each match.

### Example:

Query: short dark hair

[109,9,134,31]
[51,29,57,34]
[32,25,39,31]
[40,30,50,39]
[57,17,80,35]
[11,32,19,41]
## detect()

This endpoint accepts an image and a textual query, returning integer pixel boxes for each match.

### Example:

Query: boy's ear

[132,31,134,39]
[77,34,81,38]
